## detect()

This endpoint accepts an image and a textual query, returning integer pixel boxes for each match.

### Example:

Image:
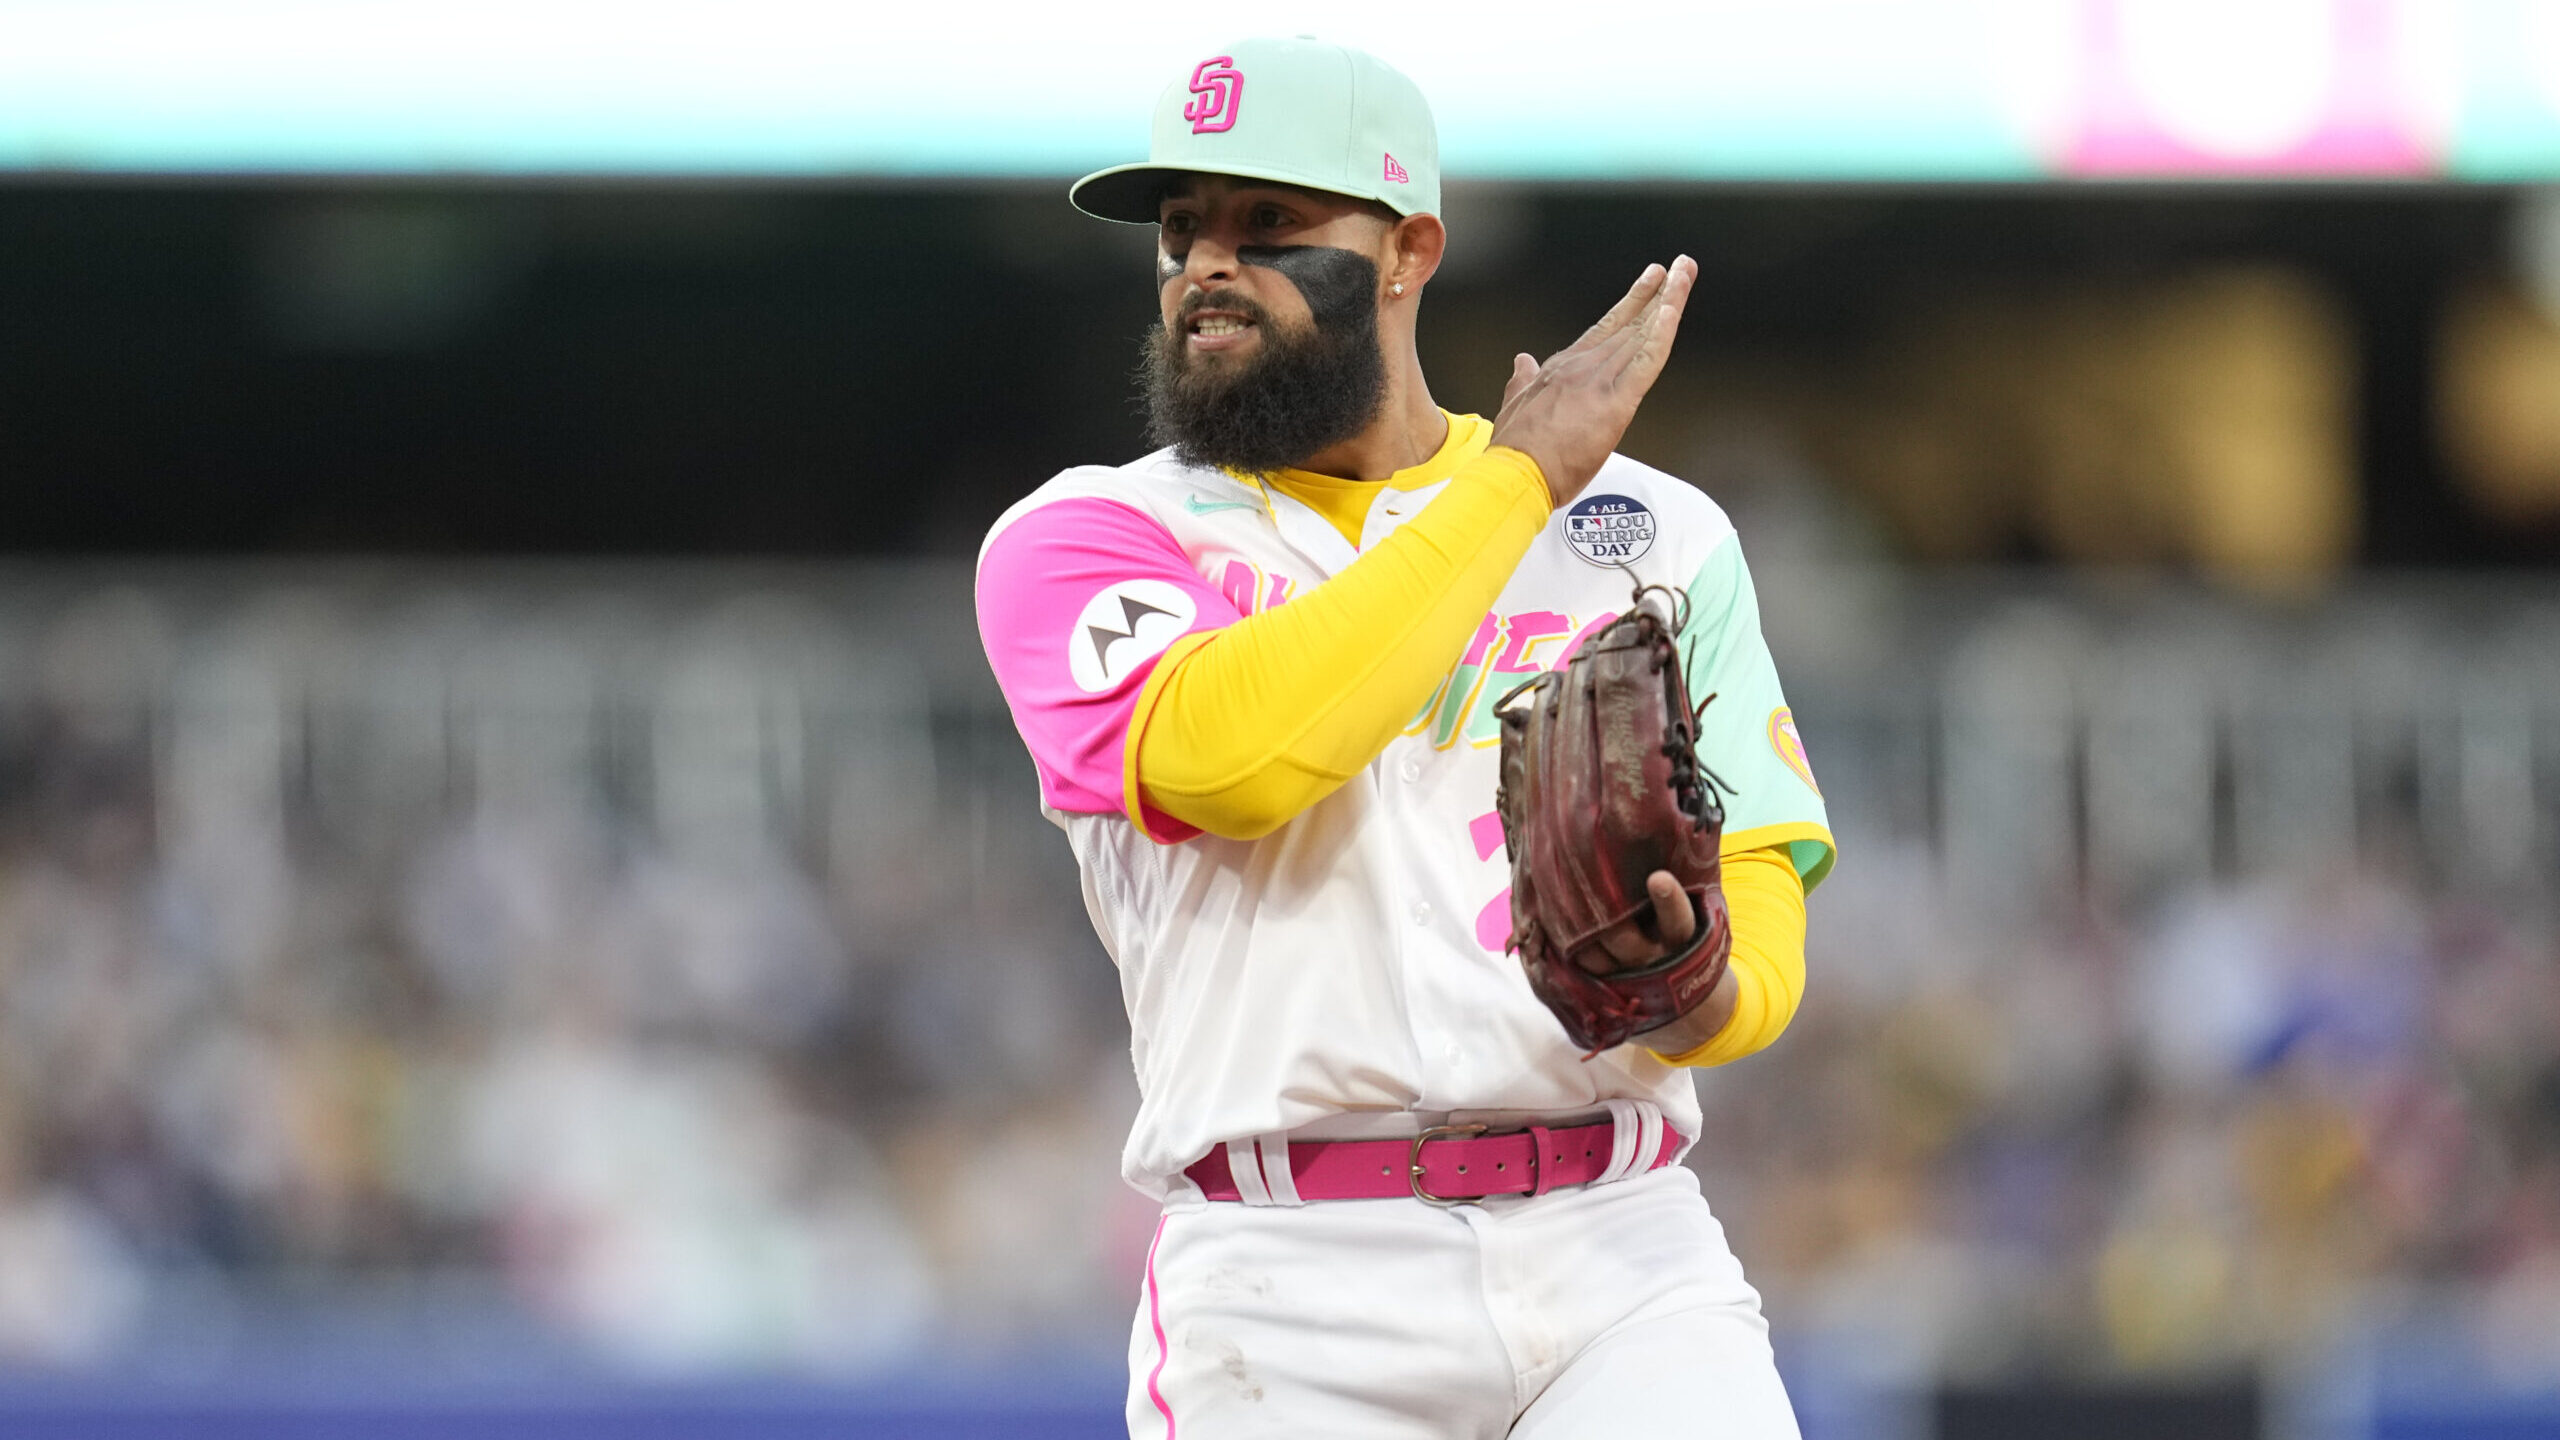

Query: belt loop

[1527,1124,1556,1197]
[1224,1139,1274,1206]
[1254,1133,1303,1206]
[1596,1099,1655,1184]
[1634,1102,1665,1177]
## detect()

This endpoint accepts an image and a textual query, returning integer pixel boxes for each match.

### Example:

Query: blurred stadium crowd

[1702,839,2560,1387]
[0,568,1147,1378]
[0,558,2552,1396]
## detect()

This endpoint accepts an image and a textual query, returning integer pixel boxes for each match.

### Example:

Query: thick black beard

[1138,247,1388,476]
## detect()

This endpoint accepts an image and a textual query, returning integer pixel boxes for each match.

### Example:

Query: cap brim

[1067,164,1191,224]
[1068,160,1423,224]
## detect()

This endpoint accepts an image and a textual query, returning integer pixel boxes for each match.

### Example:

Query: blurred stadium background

[5,2,2560,1437]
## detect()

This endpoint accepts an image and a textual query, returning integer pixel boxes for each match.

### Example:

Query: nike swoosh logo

[1185,495,1262,516]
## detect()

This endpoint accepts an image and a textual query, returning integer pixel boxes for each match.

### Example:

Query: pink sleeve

[975,496,1237,841]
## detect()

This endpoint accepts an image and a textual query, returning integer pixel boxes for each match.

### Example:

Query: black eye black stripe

[1235,245,1378,330]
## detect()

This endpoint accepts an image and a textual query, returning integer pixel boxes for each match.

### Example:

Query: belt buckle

[1408,1123,1491,1207]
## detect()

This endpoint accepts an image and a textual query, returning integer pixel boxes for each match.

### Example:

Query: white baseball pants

[1124,1164,1800,1439]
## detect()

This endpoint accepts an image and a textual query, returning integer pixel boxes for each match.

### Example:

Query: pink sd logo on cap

[1184,57,1243,134]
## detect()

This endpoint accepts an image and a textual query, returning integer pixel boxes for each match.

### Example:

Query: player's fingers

[1611,255,1698,382]
[1589,914,1653,969]
[1584,875,1695,973]
[1562,263,1668,355]
[1595,254,1691,349]
[1621,256,1696,352]
[1500,352,1540,409]
[1647,870,1696,948]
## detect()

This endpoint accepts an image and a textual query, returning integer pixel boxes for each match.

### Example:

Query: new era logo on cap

[1383,152,1409,183]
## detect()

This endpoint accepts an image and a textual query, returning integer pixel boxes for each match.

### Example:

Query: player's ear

[1384,211,1445,299]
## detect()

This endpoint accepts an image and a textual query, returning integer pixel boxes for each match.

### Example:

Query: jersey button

[1411,901,1433,926]
[1398,758,1422,783]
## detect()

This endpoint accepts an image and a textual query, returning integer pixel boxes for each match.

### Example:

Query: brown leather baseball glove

[1495,586,1732,1055]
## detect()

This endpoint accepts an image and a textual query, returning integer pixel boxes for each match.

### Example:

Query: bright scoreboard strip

[3,0,2556,180]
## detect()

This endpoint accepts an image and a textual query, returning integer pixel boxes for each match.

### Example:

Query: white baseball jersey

[974,411,1835,1197]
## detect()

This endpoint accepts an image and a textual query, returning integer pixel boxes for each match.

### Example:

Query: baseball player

[974,38,1835,1438]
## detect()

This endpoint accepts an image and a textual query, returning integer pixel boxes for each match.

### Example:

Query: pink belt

[1184,1120,1681,1207]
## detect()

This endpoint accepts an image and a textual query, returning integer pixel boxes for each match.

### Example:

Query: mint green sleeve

[1676,536,1837,891]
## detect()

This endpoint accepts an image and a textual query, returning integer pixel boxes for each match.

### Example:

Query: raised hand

[1487,256,1698,510]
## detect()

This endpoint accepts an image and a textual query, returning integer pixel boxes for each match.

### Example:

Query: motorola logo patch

[1068,579,1197,693]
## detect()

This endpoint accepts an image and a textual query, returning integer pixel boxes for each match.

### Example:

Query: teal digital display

[1,0,2552,180]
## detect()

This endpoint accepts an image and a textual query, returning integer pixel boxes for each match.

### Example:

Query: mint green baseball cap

[1071,37,1440,225]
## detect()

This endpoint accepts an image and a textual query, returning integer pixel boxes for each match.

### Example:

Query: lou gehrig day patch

[1069,580,1196,693]
[1563,494,1655,565]
[1769,707,1821,796]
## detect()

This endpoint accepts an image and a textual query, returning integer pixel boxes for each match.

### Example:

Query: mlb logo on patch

[1563,494,1655,565]
[1383,152,1410,184]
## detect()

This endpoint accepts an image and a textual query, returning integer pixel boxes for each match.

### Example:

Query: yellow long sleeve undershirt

[1126,445,1552,840]
[1649,845,1808,1067]
[1126,443,1811,1068]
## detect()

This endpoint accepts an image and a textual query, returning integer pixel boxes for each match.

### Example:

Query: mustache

[1172,288,1278,330]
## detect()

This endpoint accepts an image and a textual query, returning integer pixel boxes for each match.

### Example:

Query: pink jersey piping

[1144,1212,1176,1436]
